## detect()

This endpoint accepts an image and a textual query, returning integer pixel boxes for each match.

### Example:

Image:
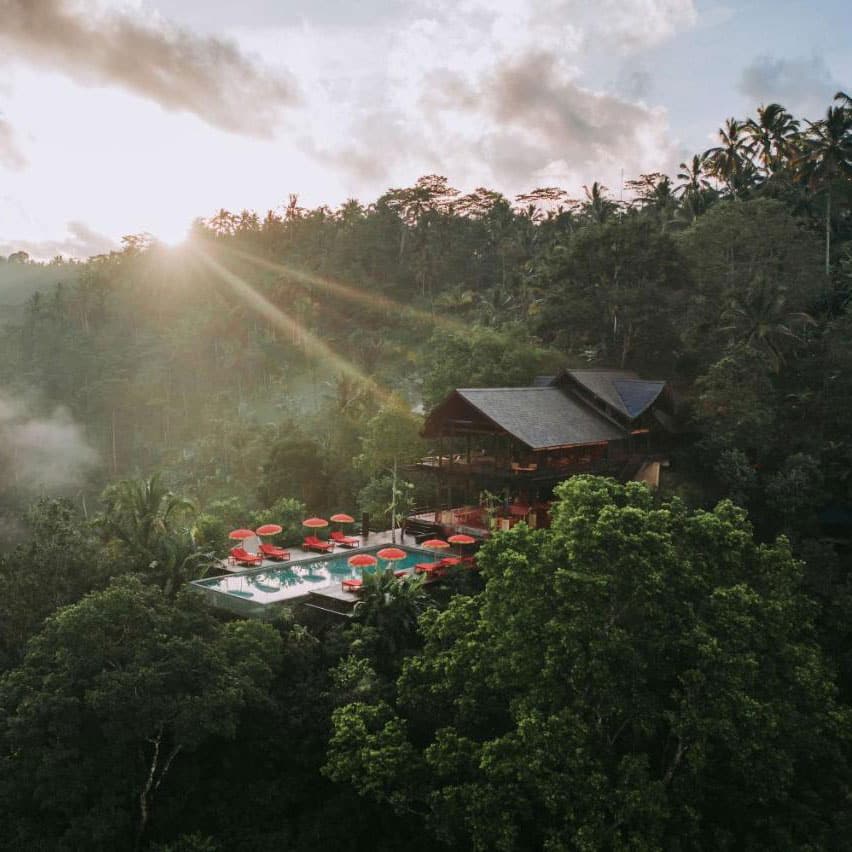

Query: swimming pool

[191,544,436,613]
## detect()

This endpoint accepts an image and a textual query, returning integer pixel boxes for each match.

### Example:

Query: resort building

[407,368,674,538]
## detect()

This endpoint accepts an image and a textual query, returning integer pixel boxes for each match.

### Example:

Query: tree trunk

[111,408,118,475]
[825,187,832,276]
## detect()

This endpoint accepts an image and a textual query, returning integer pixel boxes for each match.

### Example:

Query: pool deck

[218,528,419,573]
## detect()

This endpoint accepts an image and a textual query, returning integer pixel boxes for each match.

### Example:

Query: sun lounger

[303,536,333,553]
[230,546,262,566]
[341,577,363,592]
[414,560,448,578]
[330,531,359,548]
[258,543,290,561]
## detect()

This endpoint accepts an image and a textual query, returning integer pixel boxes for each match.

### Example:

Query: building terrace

[407,368,674,537]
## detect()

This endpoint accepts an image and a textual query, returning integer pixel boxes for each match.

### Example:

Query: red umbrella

[377,547,407,562]
[422,538,450,550]
[228,528,255,540]
[348,553,378,568]
[255,524,282,536]
[448,533,476,556]
[330,513,355,524]
[302,517,329,528]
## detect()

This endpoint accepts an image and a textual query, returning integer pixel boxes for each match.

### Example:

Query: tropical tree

[576,181,620,224]
[0,577,281,849]
[704,118,755,194]
[720,274,815,372]
[97,473,195,562]
[744,103,800,176]
[325,477,852,850]
[795,105,852,274]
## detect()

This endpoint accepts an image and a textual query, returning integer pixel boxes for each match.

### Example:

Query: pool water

[192,545,435,606]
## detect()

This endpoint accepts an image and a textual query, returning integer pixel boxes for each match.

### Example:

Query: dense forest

[0,94,851,849]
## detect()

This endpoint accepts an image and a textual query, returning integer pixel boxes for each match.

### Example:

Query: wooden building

[415,368,673,510]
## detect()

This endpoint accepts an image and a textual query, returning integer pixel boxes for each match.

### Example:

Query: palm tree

[578,182,619,224]
[744,103,799,176]
[98,473,195,560]
[720,275,815,372]
[674,155,716,221]
[704,118,755,194]
[353,570,430,663]
[795,105,852,275]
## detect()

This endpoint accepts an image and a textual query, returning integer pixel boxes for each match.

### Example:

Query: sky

[0,0,849,259]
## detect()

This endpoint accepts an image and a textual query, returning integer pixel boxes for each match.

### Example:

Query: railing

[414,455,626,478]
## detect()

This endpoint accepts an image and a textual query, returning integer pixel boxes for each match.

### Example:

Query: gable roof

[565,369,665,419]
[453,387,626,450]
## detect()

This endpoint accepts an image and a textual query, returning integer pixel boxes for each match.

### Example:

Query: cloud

[482,52,670,180]
[0,0,299,137]
[299,0,688,195]
[738,55,841,119]
[0,220,118,260]
[0,391,99,494]
[0,116,27,170]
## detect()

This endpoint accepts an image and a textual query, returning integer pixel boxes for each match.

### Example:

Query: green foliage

[358,473,415,529]
[257,431,330,509]
[694,345,777,456]
[421,326,551,408]
[326,477,852,850]
[354,404,424,476]
[0,498,109,667]
[537,216,688,369]
[0,576,281,850]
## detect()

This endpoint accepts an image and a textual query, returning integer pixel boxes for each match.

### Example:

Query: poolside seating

[303,535,333,553]
[258,543,290,561]
[230,546,262,567]
[415,560,446,575]
[330,530,360,548]
[341,577,363,592]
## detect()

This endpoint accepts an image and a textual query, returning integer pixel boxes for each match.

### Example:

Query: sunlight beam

[215,242,469,336]
[187,243,404,409]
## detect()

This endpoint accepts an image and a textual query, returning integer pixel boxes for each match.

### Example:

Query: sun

[152,224,189,248]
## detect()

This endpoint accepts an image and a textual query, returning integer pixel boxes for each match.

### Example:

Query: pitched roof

[454,387,626,450]
[566,369,665,419]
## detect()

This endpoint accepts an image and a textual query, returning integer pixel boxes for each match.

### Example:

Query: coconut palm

[720,275,815,372]
[704,118,755,194]
[795,105,852,275]
[98,473,195,561]
[353,570,430,663]
[744,103,800,176]
[577,182,619,224]
[674,154,716,221]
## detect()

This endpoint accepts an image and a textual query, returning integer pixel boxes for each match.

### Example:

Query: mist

[0,390,99,494]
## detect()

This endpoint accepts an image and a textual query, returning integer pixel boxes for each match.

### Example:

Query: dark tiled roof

[566,369,665,419]
[455,387,626,450]
[533,375,557,387]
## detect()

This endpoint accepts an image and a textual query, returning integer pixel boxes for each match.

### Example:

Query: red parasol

[422,538,450,550]
[330,513,355,524]
[302,517,329,528]
[377,547,407,561]
[448,533,476,556]
[228,528,255,540]
[255,524,282,536]
[348,553,378,568]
